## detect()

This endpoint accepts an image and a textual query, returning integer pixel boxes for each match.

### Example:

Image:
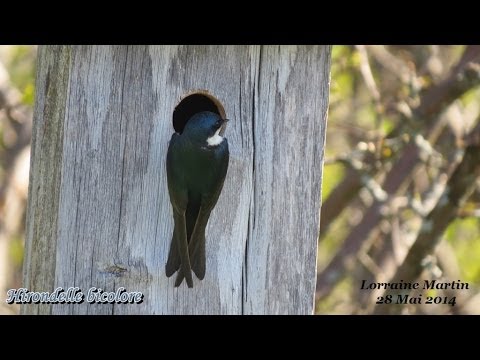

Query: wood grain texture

[245,46,331,314]
[22,45,331,314]
[22,46,71,315]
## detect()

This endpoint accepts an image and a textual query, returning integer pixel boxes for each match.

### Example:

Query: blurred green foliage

[2,45,36,105]
[320,45,480,314]
[0,46,36,312]
[446,218,480,283]
[9,235,24,267]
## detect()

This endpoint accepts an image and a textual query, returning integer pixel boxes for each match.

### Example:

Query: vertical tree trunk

[22,45,331,315]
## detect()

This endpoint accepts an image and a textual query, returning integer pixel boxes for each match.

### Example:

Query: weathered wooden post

[21,45,331,314]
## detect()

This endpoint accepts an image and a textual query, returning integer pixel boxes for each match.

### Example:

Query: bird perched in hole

[165,111,229,288]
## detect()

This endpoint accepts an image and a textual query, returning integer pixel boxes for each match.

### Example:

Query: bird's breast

[181,145,224,191]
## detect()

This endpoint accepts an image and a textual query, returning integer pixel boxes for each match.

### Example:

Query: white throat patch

[207,128,224,146]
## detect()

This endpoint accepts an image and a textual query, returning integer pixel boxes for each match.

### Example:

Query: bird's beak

[219,118,229,135]
[220,118,230,128]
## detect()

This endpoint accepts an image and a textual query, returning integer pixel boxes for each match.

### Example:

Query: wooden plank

[245,46,331,314]
[23,46,71,315]
[22,45,330,314]
[53,46,130,315]
[112,45,257,314]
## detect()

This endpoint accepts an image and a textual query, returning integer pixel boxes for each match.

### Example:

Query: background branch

[373,121,480,314]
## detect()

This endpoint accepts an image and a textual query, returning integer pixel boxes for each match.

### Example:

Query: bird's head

[183,111,228,147]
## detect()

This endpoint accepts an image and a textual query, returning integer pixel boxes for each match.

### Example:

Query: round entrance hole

[172,92,226,134]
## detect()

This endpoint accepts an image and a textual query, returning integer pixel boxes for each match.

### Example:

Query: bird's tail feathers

[175,267,194,288]
[190,234,206,280]
[165,233,181,277]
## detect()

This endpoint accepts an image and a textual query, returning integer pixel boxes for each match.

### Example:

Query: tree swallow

[165,111,229,288]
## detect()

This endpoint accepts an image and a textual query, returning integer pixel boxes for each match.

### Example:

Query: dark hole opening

[173,93,225,134]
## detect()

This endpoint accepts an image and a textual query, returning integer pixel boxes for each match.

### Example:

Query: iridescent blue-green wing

[165,133,193,287]
[190,139,230,280]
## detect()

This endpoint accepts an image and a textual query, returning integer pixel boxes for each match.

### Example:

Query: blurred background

[0,45,35,314]
[0,45,479,314]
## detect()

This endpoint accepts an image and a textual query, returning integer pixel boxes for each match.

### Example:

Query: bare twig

[356,45,381,104]
[320,167,363,237]
[373,121,480,314]
[367,45,415,84]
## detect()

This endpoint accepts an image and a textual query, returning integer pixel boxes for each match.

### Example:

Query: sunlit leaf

[22,83,35,106]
